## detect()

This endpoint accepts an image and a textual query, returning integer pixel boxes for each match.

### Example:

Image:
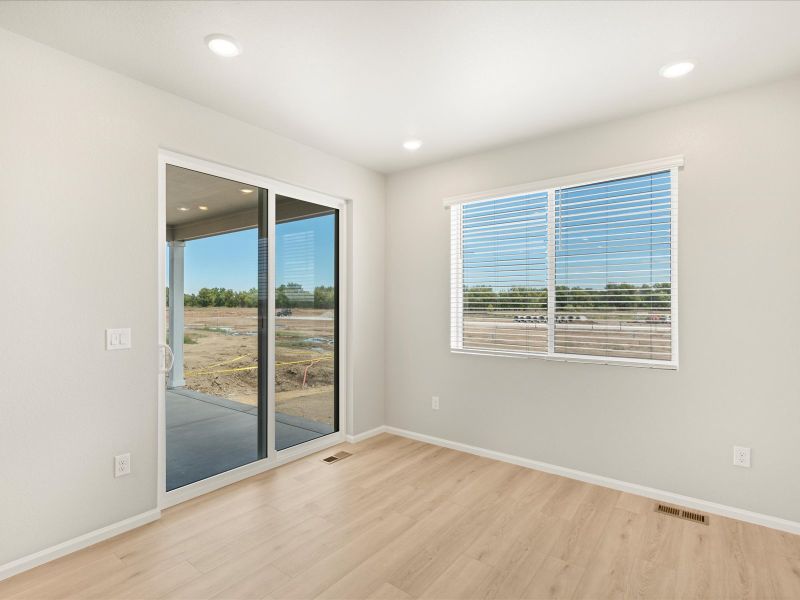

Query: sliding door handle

[159,343,175,374]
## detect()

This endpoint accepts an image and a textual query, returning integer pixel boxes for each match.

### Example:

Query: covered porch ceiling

[166,165,334,241]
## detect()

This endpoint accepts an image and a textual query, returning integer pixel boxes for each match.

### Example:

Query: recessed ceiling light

[198,205,209,211]
[403,139,423,151]
[205,34,242,58]
[660,61,695,79]
[178,207,190,212]
[240,188,254,194]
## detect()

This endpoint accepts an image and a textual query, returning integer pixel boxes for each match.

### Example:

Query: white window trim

[443,156,684,208]
[446,156,683,370]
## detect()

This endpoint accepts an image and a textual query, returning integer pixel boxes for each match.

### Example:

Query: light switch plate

[106,328,132,350]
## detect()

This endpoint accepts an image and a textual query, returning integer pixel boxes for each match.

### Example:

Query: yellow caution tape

[202,354,251,369]
[186,365,258,376]
[278,356,334,367]
[186,355,333,377]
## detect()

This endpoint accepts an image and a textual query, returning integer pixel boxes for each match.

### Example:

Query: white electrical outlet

[432,396,440,410]
[115,453,131,477]
[733,446,751,468]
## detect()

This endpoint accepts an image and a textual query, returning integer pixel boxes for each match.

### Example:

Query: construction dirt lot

[172,307,335,426]
[462,314,672,360]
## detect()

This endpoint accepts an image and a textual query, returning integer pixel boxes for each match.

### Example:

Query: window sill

[449,348,678,370]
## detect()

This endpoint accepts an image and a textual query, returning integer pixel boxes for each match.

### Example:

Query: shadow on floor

[166,388,334,491]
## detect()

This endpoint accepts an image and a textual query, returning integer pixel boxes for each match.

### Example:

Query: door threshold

[160,431,345,509]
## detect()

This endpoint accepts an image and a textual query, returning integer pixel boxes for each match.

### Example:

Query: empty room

[1,1,799,599]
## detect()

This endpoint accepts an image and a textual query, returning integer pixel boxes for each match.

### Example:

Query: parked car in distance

[513,314,548,323]
[515,314,590,323]
[276,308,293,317]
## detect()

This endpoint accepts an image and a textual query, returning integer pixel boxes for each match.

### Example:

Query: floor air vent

[655,503,709,525]
[322,451,352,464]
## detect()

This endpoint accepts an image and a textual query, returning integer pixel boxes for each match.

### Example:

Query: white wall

[0,28,385,566]
[385,76,800,523]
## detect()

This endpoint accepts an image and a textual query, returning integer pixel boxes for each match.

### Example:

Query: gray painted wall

[0,28,385,565]
[2,20,799,571]
[385,76,800,523]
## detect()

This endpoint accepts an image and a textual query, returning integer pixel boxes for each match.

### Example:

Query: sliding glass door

[163,162,341,493]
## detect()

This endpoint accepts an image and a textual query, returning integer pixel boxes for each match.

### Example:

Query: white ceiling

[2,1,800,173]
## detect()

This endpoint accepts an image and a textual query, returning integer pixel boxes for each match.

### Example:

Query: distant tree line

[166,283,334,309]
[464,283,670,313]
[166,286,258,308]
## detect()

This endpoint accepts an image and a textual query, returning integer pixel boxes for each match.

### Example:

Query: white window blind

[451,192,549,354]
[449,160,679,368]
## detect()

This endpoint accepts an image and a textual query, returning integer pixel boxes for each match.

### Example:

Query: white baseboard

[0,509,161,582]
[384,426,800,536]
[346,425,388,444]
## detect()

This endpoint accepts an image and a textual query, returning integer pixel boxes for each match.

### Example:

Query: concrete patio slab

[166,388,334,491]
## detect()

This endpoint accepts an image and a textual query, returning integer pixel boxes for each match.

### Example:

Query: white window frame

[445,156,682,370]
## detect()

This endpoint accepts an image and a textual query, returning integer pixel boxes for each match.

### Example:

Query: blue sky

[170,214,335,294]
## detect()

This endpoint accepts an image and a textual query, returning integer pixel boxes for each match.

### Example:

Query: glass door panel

[165,165,266,490]
[275,195,339,450]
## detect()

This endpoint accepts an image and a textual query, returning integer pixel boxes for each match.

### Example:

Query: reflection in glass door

[275,195,339,450]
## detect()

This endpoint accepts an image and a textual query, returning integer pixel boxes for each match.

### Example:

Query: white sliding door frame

[157,149,349,509]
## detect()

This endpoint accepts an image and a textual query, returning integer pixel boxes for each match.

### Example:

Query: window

[449,158,680,368]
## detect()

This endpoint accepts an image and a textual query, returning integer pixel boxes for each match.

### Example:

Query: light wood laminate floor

[2,434,799,599]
